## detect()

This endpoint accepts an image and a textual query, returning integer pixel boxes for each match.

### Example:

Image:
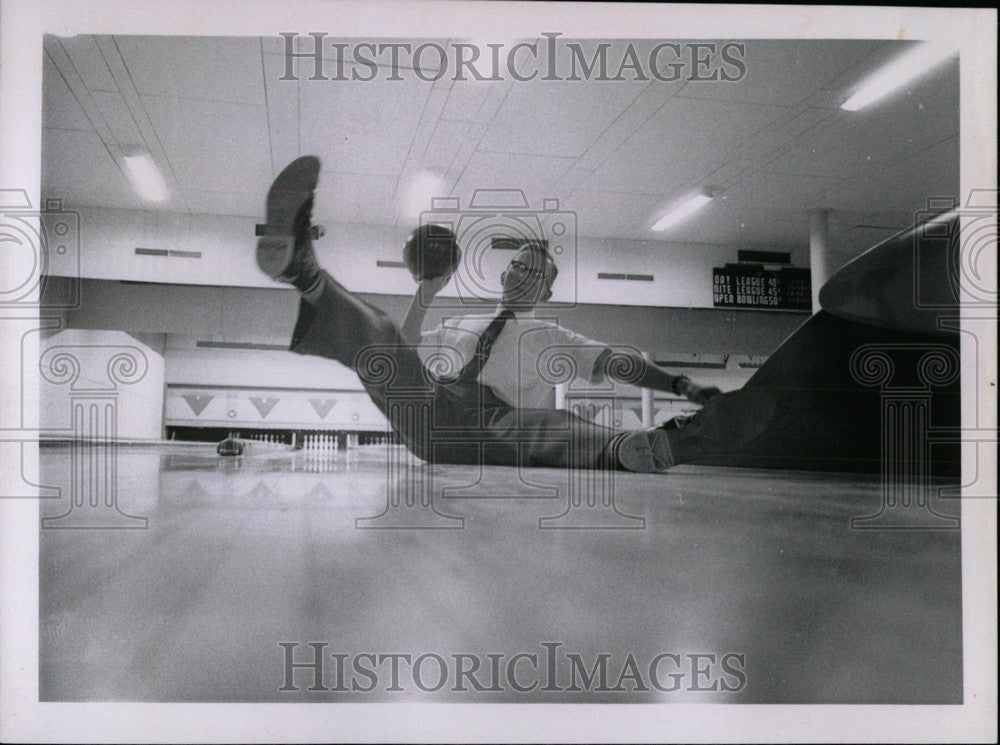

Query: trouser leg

[429,383,619,469]
[288,271,435,456]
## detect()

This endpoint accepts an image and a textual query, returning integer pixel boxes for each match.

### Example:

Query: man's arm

[594,348,722,405]
[401,275,450,344]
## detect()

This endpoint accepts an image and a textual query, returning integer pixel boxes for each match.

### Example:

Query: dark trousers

[289,272,618,468]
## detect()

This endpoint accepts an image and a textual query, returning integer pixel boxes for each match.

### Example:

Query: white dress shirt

[418,307,609,409]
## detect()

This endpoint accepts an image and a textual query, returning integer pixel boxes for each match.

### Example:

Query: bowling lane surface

[39,443,962,703]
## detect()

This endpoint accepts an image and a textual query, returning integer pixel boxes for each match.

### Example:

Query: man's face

[501,247,556,307]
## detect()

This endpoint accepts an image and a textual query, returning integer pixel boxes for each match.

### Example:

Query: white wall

[46,205,810,308]
[39,329,165,440]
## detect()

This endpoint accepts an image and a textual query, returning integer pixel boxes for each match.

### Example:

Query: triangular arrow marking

[182,394,213,416]
[249,396,280,418]
[309,398,337,419]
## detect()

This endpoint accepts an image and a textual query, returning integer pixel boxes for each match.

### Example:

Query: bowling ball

[403,224,461,281]
[217,437,244,457]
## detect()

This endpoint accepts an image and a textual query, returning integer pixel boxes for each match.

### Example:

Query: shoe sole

[256,156,321,279]
[617,428,675,473]
[618,388,775,473]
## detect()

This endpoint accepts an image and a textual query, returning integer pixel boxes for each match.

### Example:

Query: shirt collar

[495,304,537,320]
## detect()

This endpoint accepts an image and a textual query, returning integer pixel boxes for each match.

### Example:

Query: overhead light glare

[403,170,445,218]
[651,192,713,232]
[123,152,168,202]
[841,42,958,112]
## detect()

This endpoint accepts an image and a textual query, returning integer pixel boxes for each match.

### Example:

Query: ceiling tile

[452,151,574,206]
[821,135,959,215]
[312,171,398,226]
[41,128,140,209]
[183,190,262,218]
[141,96,272,193]
[440,78,495,122]
[679,40,888,106]
[297,75,431,176]
[42,53,93,132]
[654,206,810,249]
[762,61,959,179]
[91,90,143,147]
[58,35,118,91]
[583,96,786,195]
[564,190,667,238]
[115,36,265,105]
[479,77,647,157]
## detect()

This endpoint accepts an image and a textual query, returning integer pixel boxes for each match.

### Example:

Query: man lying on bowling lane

[401,241,720,415]
[252,156,768,471]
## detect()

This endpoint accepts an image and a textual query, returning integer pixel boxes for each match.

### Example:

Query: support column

[809,209,831,314]
[641,352,654,427]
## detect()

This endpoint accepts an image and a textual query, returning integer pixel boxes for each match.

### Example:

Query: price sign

[713,266,811,311]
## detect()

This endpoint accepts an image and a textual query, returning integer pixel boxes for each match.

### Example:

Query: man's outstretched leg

[256,157,433,436]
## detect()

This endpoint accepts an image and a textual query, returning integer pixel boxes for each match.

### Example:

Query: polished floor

[39,442,962,703]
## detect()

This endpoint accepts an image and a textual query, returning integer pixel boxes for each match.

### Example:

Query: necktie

[447,309,515,383]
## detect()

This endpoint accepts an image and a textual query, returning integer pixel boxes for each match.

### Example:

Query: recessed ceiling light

[123,152,168,202]
[841,42,958,112]
[651,192,714,232]
[403,171,445,218]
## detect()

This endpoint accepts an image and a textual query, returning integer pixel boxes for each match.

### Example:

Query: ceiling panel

[421,118,471,171]
[821,135,959,214]
[479,77,647,157]
[655,206,810,248]
[440,78,496,122]
[260,51,300,177]
[141,96,272,193]
[583,96,787,195]
[183,190,262,218]
[116,36,266,105]
[574,80,686,172]
[312,171,399,226]
[763,61,959,179]
[58,35,119,92]
[679,40,889,106]
[563,190,667,238]
[715,172,844,217]
[296,73,431,176]
[39,36,960,259]
[91,90,143,147]
[42,54,93,132]
[452,151,575,206]
[41,128,140,209]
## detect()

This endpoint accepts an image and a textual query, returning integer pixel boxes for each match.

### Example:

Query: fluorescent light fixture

[841,42,958,112]
[403,170,445,218]
[123,152,168,202]
[651,192,713,232]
